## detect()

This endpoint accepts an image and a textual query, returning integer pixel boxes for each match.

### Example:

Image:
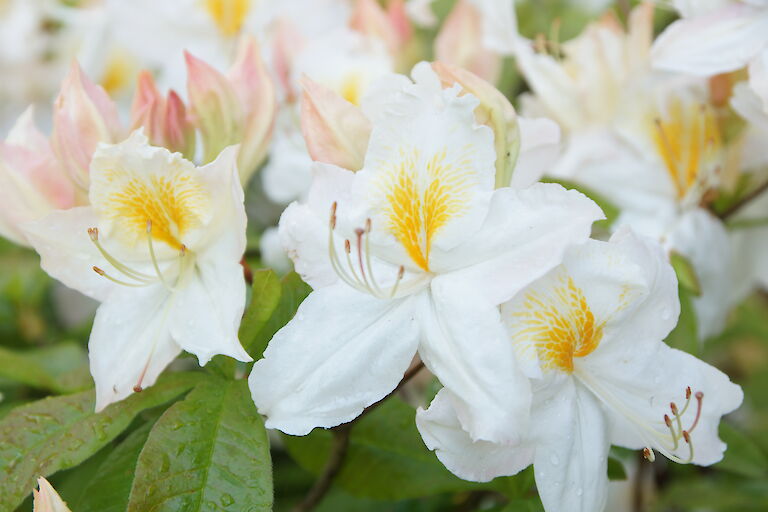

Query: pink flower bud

[271,19,307,101]
[350,0,402,55]
[51,62,122,190]
[300,76,371,171]
[435,0,501,84]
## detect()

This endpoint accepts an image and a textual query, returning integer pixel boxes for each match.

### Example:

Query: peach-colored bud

[432,61,519,188]
[272,19,306,101]
[0,108,75,246]
[228,36,277,182]
[185,50,242,165]
[33,477,72,512]
[51,62,122,191]
[387,0,413,46]
[131,71,196,159]
[351,0,401,55]
[435,0,501,84]
[300,76,372,171]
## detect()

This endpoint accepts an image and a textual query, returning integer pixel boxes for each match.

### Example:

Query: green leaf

[127,378,273,512]
[283,397,492,500]
[247,272,311,360]
[0,371,200,511]
[665,284,699,355]
[0,343,91,393]
[607,456,627,481]
[239,269,282,357]
[670,251,701,296]
[715,423,768,478]
[74,420,157,512]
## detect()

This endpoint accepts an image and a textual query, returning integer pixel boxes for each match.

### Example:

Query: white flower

[417,228,743,512]
[22,131,252,411]
[248,64,603,443]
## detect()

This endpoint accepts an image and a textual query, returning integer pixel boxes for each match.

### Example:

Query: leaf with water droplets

[126,378,272,511]
[0,371,200,511]
[0,343,91,393]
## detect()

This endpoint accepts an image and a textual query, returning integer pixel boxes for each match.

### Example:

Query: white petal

[532,380,609,512]
[748,47,768,114]
[652,4,768,75]
[467,0,518,55]
[90,284,182,411]
[169,257,251,366]
[418,283,530,444]
[22,206,115,302]
[434,184,603,305]
[262,118,314,205]
[248,283,420,435]
[667,209,731,340]
[278,162,357,289]
[416,388,533,482]
[588,343,743,466]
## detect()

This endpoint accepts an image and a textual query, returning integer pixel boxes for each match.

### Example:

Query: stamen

[93,266,148,287]
[389,266,405,298]
[146,220,174,291]
[643,447,655,462]
[682,430,694,463]
[688,392,704,433]
[88,227,154,283]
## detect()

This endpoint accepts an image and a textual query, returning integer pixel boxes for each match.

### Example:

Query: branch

[292,359,426,511]
[718,179,768,220]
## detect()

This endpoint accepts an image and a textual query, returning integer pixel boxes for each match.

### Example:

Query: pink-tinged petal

[248,283,421,435]
[416,389,533,482]
[300,76,372,171]
[387,0,414,47]
[33,477,72,512]
[164,90,196,158]
[185,51,242,164]
[52,62,123,189]
[272,19,307,101]
[652,4,768,75]
[130,70,165,146]
[228,36,277,182]
[435,0,501,84]
[350,0,401,54]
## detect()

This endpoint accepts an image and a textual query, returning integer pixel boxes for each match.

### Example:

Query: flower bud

[435,0,501,84]
[131,71,196,159]
[33,477,72,512]
[431,61,520,188]
[52,62,122,190]
[228,36,277,182]
[300,76,372,171]
[350,0,404,55]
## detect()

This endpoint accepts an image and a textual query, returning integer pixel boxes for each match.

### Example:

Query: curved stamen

[92,266,148,287]
[88,228,154,283]
[146,220,174,291]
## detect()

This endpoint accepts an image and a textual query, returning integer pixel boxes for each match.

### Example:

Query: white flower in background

[33,477,71,512]
[417,229,743,512]
[516,4,734,340]
[248,63,603,443]
[652,0,768,112]
[23,132,252,411]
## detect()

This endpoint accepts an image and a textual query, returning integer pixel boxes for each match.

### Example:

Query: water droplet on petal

[550,453,560,466]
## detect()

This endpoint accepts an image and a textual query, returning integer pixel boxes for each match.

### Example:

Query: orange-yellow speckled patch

[651,99,721,199]
[513,275,604,373]
[376,147,474,271]
[98,169,209,250]
[204,0,250,36]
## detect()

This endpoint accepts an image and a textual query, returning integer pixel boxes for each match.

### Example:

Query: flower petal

[248,283,420,435]
[652,4,768,76]
[416,388,533,482]
[419,283,530,444]
[90,284,181,411]
[532,379,609,512]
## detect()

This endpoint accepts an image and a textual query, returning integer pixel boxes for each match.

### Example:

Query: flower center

[511,274,603,373]
[651,99,722,203]
[204,0,250,36]
[375,147,474,272]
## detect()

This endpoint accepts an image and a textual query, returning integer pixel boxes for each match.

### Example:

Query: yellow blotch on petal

[100,50,138,96]
[513,275,604,373]
[204,0,251,36]
[651,99,721,200]
[376,147,474,271]
[98,166,209,250]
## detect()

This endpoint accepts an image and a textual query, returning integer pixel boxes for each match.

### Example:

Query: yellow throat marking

[513,275,604,373]
[377,147,474,272]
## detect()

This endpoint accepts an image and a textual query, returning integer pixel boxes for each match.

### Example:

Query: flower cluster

[0,1,761,511]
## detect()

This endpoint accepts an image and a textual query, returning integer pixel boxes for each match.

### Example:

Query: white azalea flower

[417,229,743,512]
[652,0,768,112]
[22,131,252,411]
[33,477,71,512]
[248,64,604,443]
